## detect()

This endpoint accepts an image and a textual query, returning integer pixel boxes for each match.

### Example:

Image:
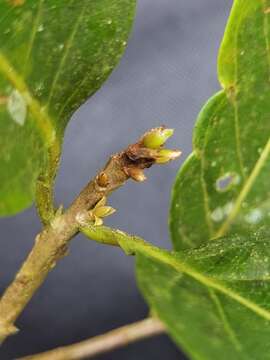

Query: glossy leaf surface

[170,0,270,250]
[0,0,136,216]
[137,228,270,360]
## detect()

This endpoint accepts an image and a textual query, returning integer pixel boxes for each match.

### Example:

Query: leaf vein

[263,0,270,77]
[208,289,243,353]
[23,0,44,75]
[0,7,13,28]
[0,52,56,146]
[144,247,270,322]
[57,75,88,119]
[46,0,87,108]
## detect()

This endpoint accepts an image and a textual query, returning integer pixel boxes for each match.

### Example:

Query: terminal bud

[142,127,174,149]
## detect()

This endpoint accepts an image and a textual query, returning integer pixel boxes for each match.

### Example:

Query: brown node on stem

[122,142,158,182]
[119,127,181,183]
[96,172,110,188]
[123,167,147,182]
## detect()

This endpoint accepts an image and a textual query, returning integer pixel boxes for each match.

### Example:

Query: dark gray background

[0,1,231,359]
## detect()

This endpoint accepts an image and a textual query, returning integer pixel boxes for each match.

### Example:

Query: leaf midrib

[136,241,270,322]
[23,0,44,76]
[214,136,270,238]
[0,51,57,146]
[46,0,87,108]
[213,5,270,239]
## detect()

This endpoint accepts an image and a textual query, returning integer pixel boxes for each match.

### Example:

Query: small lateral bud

[0,323,18,339]
[95,196,107,208]
[55,205,64,217]
[155,149,182,164]
[142,127,174,149]
[88,196,116,226]
[94,206,116,218]
[94,216,103,226]
[124,167,147,182]
[96,172,109,188]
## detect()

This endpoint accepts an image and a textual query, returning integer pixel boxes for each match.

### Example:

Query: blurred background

[0,1,231,359]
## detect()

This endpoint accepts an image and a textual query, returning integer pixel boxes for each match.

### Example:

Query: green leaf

[0,0,136,217]
[170,0,270,250]
[136,227,270,360]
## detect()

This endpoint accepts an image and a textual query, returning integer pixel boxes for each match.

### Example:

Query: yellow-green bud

[155,149,182,164]
[93,216,103,226]
[142,127,174,149]
[88,196,116,226]
[94,206,116,218]
[95,196,107,208]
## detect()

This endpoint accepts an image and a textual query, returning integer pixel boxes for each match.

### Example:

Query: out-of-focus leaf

[170,0,270,250]
[0,0,136,216]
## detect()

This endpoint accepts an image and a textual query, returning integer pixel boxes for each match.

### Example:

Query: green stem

[80,224,147,254]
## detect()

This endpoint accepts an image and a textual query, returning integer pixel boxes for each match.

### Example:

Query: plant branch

[20,317,166,360]
[0,127,180,343]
